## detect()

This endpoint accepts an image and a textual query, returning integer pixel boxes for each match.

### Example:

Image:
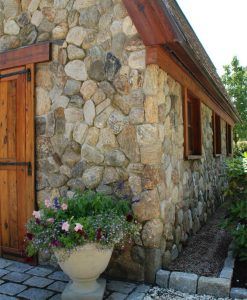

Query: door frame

[0,42,51,262]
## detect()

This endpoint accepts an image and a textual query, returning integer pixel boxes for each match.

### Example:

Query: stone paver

[126,291,145,300]
[47,281,67,292]
[107,292,127,300]
[0,260,13,269]
[6,262,33,273]
[2,272,31,283]
[0,282,27,296]
[0,270,10,278]
[48,271,69,282]
[49,294,62,300]
[17,287,54,300]
[0,258,234,300]
[23,276,54,288]
[0,295,17,299]
[107,281,136,294]
[26,267,53,277]
[135,284,150,293]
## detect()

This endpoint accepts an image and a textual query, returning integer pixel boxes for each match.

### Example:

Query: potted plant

[25,191,139,300]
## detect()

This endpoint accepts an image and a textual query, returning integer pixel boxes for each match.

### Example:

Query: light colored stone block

[169,272,198,294]
[156,269,170,288]
[219,267,233,280]
[223,255,235,269]
[230,287,247,299]
[197,276,230,298]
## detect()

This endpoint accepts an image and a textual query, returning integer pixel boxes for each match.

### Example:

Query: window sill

[187,155,202,160]
[214,154,222,158]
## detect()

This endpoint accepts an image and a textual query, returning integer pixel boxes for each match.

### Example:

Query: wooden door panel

[0,170,8,251]
[0,169,18,250]
[0,78,19,160]
[7,81,17,159]
[0,66,34,261]
[0,81,8,159]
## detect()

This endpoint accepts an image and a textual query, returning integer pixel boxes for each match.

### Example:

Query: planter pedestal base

[62,278,106,300]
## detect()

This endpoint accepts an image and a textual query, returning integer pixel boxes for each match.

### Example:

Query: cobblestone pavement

[0,258,229,300]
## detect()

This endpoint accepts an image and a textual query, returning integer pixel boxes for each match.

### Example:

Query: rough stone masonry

[0,0,228,282]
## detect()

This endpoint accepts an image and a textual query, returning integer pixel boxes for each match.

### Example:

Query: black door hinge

[0,68,31,81]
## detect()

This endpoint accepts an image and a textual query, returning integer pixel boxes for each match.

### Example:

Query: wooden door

[0,65,35,262]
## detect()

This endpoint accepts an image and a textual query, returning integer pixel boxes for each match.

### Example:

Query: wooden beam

[146,46,236,126]
[0,42,51,71]
[122,0,176,45]
[165,42,238,121]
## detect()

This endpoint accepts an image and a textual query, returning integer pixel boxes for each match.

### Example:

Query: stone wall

[0,0,228,283]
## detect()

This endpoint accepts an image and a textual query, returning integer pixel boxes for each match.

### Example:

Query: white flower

[32,211,41,219]
[74,223,83,232]
[62,221,70,232]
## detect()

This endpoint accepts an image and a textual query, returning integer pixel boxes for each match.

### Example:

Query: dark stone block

[105,52,121,81]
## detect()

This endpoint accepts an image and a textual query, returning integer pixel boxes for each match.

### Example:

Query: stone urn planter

[54,243,113,300]
[25,192,139,299]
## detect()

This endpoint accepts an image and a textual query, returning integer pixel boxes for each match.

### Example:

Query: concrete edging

[156,245,241,298]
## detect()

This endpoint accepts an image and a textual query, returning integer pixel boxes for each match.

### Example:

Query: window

[226,124,232,156]
[183,88,202,159]
[212,112,221,155]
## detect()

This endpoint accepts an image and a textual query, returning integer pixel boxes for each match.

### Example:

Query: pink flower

[74,223,83,232]
[61,203,68,211]
[47,218,54,224]
[45,198,52,208]
[62,221,70,232]
[32,211,41,219]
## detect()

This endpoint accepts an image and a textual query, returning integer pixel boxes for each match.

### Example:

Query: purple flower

[126,213,133,222]
[26,233,34,240]
[25,256,34,262]
[53,197,60,209]
[51,240,60,247]
[96,228,102,241]
[77,229,88,239]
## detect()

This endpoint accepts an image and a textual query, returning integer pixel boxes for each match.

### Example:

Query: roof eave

[165,40,240,122]
[122,0,240,123]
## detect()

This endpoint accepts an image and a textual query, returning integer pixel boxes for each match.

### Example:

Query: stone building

[0,0,238,283]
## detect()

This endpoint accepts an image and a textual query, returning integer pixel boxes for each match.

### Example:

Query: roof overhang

[122,0,239,123]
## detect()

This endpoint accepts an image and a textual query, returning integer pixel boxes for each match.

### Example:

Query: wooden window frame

[212,112,222,156]
[226,123,232,156]
[183,87,202,159]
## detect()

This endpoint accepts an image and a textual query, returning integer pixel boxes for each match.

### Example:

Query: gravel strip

[144,287,230,300]
[169,206,231,277]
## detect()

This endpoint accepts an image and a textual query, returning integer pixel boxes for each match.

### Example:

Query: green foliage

[223,153,247,260]
[234,141,247,157]
[224,154,247,197]
[222,56,247,141]
[25,191,140,257]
